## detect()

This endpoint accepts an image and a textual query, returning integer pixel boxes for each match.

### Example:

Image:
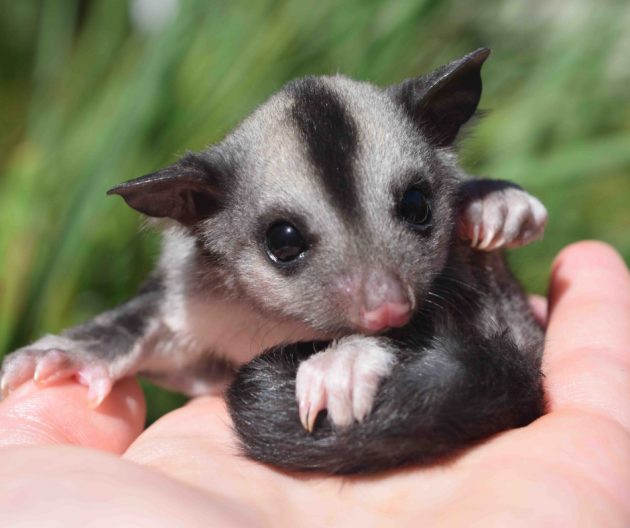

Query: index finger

[543,241,630,431]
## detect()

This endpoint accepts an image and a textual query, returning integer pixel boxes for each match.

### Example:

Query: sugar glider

[1,48,547,473]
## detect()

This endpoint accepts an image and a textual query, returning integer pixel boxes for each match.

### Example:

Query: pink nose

[359,302,411,332]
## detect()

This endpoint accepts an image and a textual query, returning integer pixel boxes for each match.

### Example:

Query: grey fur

[1,49,547,473]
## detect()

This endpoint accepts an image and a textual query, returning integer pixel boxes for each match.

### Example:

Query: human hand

[0,241,628,527]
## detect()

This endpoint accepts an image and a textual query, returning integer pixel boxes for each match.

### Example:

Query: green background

[1,0,629,422]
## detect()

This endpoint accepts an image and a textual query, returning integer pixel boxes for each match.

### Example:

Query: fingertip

[547,240,630,326]
[0,377,145,453]
[554,239,621,259]
[551,240,628,283]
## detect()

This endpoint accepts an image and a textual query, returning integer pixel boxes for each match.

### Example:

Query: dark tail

[227,334,544,475]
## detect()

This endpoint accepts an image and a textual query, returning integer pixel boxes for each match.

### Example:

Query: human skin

[0,241,628,527]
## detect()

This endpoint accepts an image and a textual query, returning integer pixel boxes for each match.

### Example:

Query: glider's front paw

[295,336,394,432]
[1,335,114,407]
[459,182,548,251]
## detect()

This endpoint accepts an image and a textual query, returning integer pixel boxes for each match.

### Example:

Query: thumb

[0,378,145,453]
[543,241,630,431]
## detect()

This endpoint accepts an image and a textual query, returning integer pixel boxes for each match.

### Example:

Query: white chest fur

[182,295,321,365]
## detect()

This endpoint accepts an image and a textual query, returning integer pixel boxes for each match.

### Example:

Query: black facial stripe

[289,78,359,222]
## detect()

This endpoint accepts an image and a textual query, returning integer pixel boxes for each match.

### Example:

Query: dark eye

[265,222,308,263]
[399,188,431,228]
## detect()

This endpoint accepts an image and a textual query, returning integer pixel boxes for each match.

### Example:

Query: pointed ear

[389,48,490,148]
[107,152,228,225]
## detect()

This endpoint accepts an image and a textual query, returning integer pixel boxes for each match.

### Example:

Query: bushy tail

[227,334,544,475]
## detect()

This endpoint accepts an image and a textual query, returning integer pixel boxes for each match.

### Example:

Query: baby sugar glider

[1,48,548,474]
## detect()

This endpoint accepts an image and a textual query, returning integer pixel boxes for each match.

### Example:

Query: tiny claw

[299,401,310,431]
[297,387,326,433]
[0,376,9,399]
[488,236,505,251]
[478,229,495,250]
[34,350,72,386]
[87,378,113,408]
[471,224,480,246]
[299,402,320,433]
[304,382,327,433]
[306,406,318,433]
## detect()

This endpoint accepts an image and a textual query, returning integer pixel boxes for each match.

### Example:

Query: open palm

[1,242,628,527]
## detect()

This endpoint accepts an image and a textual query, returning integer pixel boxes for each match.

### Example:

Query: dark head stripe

[289,78,359,221]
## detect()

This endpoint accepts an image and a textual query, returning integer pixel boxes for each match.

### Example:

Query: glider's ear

[388,48,490,148]
[107,152,228,225]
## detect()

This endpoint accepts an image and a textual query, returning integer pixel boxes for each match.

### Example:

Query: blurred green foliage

[1,0,629,421]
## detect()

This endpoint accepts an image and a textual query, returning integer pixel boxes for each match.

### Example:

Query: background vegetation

[1,0,629,421]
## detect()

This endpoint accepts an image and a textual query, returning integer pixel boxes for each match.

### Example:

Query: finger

[0,378,145,453]
[547,241,630,353]
[528,294,548,327]
[543,241,630,430]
